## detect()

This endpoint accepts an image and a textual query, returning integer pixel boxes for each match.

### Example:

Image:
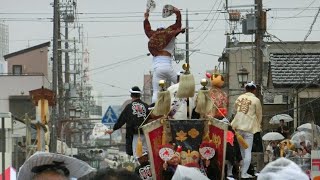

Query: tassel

[234,131,249,149]
[195,89,213,115]
[136,133,143,158]
[153,91,171,116]
[162,124,167,145]
[176,73,195,98]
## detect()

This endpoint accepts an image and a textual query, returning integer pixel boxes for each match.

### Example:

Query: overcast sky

[1,0,320,110]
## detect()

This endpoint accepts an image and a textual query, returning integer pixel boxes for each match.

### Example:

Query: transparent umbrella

[297,123,320,132]
[262,132,285,141]
[269,114,293,124]
[291,131,312,144]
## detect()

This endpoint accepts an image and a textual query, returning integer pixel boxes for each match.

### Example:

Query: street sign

[102,106,118,125]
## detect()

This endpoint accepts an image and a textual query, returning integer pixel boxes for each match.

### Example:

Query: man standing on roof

[105,86,150,158]
[144,6,185,103]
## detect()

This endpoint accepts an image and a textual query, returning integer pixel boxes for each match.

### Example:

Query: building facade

[0,23,9,73]
[0,42,51,171]
[221,41,320,131]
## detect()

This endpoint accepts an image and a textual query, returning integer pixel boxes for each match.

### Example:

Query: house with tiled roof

[220,41,320,131]
[270,53,320,88]
[269,52,320,127]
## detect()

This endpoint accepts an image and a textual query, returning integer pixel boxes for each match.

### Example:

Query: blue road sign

[102,106,118,125]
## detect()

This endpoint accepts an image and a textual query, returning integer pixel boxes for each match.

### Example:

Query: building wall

[0,75,50,112]
[0,23,9,73]
[6,46,49,76]
[226,43,267,116]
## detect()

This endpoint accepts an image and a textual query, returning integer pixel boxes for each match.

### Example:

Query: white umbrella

[17,152,96,180]
[297,123,320,132]
[172,165,210,180]
[269,114,293,124]
[262,132,285,141]
[291,131,312,143]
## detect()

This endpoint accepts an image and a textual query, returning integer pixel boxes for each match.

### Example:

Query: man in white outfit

[231,81,262,179]
[144,7,185,103]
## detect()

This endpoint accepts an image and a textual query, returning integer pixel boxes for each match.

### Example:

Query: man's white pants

[152,57,177,103]
[238,130,254,176]
[132,134,148,159]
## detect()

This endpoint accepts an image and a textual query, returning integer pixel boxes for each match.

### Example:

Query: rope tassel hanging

[195,79,213,116]
[177,63,195,98]
[153,80,171,116]
[136,131,143,158]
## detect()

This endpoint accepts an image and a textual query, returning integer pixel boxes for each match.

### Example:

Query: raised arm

[144,10,155,38]
[167,7,182,31]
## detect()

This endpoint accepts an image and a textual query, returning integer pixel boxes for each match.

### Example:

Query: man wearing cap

[231,81,262,179]
[106,86,150,158]
[144,6,185,103]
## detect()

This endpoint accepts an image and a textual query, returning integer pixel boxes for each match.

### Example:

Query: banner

[169,120,204,152]
[208,119,228,179]
[142,118,227,180]
[142,119,164,180]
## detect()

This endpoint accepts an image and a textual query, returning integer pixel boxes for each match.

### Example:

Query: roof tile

[270,53,320,86]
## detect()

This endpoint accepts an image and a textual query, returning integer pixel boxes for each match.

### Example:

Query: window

[12,65,22,75]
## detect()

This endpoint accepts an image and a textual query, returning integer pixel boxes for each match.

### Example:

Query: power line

[263,96,320,118]
[1,7,319,15]
[303,5,320,41]
[90,80,127,90]
[2,16,318,23]
[282,0,318,19]
[9,28,320,43]
[190,0,224,54]
[88,53,150,72]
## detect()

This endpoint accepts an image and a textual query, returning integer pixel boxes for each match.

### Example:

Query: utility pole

[25,114,31,159]
[58,15,64,121]
[255,0,264,105]
[51,0,59,153]
[64,16,70,120]
[254,0,265,172]
[185,9,189,64]
[1,117,5,180]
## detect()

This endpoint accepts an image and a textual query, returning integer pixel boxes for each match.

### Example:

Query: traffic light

[89,149,104,154]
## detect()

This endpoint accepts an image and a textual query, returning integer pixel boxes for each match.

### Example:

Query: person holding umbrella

[277,119,290,139]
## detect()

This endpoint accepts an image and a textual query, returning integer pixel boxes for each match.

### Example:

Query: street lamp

[237,67,249,87]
